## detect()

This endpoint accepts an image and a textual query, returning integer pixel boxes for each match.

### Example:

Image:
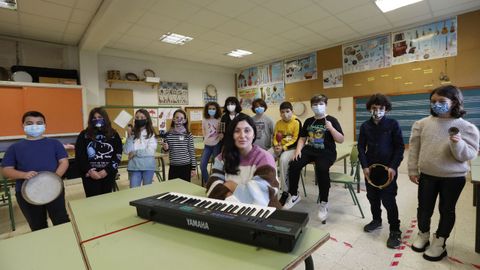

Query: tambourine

[21,171,63,205]
[365,164,392,189]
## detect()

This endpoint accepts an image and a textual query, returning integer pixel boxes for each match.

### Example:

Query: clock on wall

[292,102,306,116]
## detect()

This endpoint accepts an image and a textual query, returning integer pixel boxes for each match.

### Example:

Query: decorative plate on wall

[206,84,217,97]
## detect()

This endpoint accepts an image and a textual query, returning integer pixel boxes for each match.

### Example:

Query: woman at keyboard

[206,114,281,208]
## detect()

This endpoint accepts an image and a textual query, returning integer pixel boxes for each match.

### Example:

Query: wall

[285,10,480,100]
[97,48,237,107]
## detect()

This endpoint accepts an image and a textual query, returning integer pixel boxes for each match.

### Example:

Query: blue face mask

[254,107,265,114]
[24,124,45,137]
[92,118,105,128]
[431,102,450,115]
[208,109,216,117]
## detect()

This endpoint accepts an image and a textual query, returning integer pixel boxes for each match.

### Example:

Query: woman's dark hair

[279,101,293,111]
[22,111,46,123]
[366,93,392,111]
[133,109,156,139]
[251,98,267,113]
[170,109,189,132]
[430,85,466,118]
[203,102,221,119]
[86,107,115,139]
[310,94,328,105]
[223,96,242,114]
[222,114,257,174]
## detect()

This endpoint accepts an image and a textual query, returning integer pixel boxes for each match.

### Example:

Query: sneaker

[279,192,289,206]
[412,231,430,252]
[318,201,328,223]
[283,194,301,210]
[386,231,402,249]
[363,220,382,232]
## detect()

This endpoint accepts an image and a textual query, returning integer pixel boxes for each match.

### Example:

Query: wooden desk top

[0,223,86,270]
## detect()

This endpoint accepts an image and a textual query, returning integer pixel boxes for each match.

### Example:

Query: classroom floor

[1,152,479,270]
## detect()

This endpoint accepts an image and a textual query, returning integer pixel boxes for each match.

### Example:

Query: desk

[470,161,480,253]
[69,180,329,269]
[0,223,86,270]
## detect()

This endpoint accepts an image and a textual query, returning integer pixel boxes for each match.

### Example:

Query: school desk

[0,223,86,270]
[68,179,330,270]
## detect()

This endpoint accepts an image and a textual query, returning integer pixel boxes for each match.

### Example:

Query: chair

[328,145,365,218]
[0,172,15,231]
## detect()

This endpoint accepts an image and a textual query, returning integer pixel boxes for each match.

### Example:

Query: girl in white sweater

[408,85,479,261]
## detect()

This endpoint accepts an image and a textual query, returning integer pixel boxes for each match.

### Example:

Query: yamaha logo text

[186,218,209,230]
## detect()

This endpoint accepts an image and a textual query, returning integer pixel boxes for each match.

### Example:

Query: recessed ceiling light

[375,0,423,13]
[226,49,253,58]
[159,32,193,45]
[0,0,17,10]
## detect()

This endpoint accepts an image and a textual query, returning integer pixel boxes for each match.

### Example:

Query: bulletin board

[185,107,204,136]
[354,86,480,144]
[0,86,83,137]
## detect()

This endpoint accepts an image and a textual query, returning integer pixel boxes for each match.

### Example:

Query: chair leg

[8,193,15,231]
[348,185,364,218]
[300,174,307,197]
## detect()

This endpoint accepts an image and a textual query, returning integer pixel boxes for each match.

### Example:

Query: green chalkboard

[355,87,480,144]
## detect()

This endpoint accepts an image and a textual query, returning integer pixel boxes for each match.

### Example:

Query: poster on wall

[284,52,317,84]
[260,83,285,105]
[258,61,284,85]
[158,81,188,105]
[342,35,391,74]
[145,108,158,128]
[238,88,261,109]
[391,17,457,65]
[323,68,343,89]
[237,66,258,89]
[157,108,179,132]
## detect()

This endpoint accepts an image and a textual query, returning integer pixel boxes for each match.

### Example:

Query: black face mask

[134,119,147,128]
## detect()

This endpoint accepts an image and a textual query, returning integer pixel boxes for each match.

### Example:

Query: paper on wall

[114,110,133,128]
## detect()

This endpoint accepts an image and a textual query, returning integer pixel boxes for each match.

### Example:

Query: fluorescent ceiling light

[375,0,423,13]
[159,32,193,45]
[226,49,253,58]
[0,0,17,10]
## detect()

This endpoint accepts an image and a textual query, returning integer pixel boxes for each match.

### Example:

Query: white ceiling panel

[19,13,67,32]
[305,16,348,34]
[432,0,480,17]
[18,0,72,21]
[349,14,392,33]
[185,9,230,29]
[427,0,476,11]
[206,0,256,18]
[136,13,179,30]
[44,0,77,8]
[263,0,315,15]
[335,2,383,23]
[214,19,251,36]
[124,25,166,40]
[280,27,320,41]
[65,23,87,36]
[285,5,331,25]
[236,6,279,26]
[70,9,95,24]
[74,0,102,11]
[316,0,371,14]
[0,8,19,24]
[383,1,432,23]
[149,0,201,20]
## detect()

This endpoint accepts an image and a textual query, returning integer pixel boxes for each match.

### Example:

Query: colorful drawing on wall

[284,52,317,84]
[258,61,284,85]
[237,67,259,89]
[391,17,457,65]
[323,68,343,89]
[158,81,188,105]
[157,108,179,131]
[145,108,158,128]
[260,83,285,105]
[238,88,261,109]
[342,35,392,74]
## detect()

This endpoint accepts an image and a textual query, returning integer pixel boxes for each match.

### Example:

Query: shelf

[106,79,159,89]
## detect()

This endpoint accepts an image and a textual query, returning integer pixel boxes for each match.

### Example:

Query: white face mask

[311,104,326,116]
[371,109,385,120]
[226,105,236,113]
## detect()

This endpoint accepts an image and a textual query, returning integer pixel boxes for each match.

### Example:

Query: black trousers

[82,173,116,197]
[169,164,192,182]
[417,173,465,238]
[366,175,400,231]
[288,151,333,202]
[16,190,70,231]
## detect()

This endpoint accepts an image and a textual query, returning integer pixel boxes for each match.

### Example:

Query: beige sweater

[408,116,479,177]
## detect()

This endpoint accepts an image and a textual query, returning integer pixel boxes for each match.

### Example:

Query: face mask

[24,124,45,137]
[431,102,450,115]
[282,112,292,121]
[92,118,105,128]
[173,119,185,126]
[134,119,147,127]
[312,104,326,116]
[371,109,385,120]
[226,105,236,113]
[254,107,265,114]
[208,109,216,117]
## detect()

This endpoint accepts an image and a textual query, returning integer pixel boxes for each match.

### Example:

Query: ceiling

[0,0,480,69]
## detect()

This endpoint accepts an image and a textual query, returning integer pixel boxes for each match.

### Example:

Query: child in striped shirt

[162,109,196,182]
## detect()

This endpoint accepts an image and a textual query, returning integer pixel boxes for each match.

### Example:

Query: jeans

[417,173,465,238]
[129,170,155,188]
[200,144,221,184]
[288,150,334,202]
[366,175,400,231]
[16,190,70,231]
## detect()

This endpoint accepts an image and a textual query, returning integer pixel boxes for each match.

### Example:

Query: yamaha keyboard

[129,192,309,252]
